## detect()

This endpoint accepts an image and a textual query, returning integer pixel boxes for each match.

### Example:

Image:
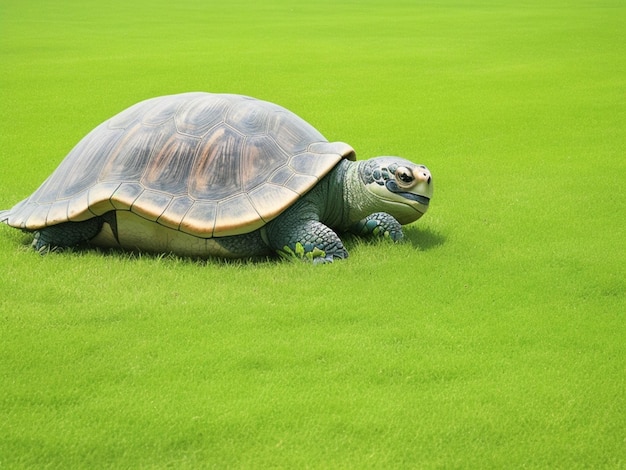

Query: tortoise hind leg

[33,218,103,253]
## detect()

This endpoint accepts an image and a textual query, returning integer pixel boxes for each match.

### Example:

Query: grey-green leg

[32,218,103,253]
[266,219,348,264]
[350,212,403,242]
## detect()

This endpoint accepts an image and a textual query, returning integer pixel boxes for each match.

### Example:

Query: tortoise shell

[5,92,356,237]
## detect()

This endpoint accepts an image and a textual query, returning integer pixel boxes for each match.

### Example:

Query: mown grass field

[1,0,624,467]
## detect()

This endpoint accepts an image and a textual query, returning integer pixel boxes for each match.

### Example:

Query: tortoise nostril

[427,176,431,184]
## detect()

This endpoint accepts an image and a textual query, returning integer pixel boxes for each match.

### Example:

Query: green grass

[1,0,625,467]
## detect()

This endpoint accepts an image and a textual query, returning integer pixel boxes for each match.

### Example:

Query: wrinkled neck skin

[302,159,378,230]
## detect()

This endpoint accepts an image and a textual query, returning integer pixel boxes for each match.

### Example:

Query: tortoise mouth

[386,181,430,206]
[398,192,430,206]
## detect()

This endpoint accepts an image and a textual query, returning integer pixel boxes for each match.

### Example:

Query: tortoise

[0,92,433,263]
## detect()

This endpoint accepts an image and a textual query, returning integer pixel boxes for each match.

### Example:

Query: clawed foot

[31,232,62,255]
[351,212,404,242]
[278,241,348,264]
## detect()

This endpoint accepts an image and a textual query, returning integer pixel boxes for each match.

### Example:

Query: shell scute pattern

[141,97,180,127]
[268,165,296,187]
[109,183,144,211]
[179,202,217,236]
[67,190,92,222]
[290,152,337,178]
[241,135,290,192]
[46,199,71,226]
[7,200,32,228]
[60,126,126,198]
[86,182,121,216]
[189,125,245,201]
[107,98,156,129]
[216,193,262,235]
[267,109,322,156]
[224,96,271,137]
[100,123,168,184]
[247,184,299,222]
[142,131,200,195]
[175,94,229,137]
[157,196,195,230]
[6,93,353,238]
[131,190,173,222]
[283,174,319,195]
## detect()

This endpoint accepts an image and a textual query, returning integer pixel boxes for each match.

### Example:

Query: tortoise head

[359,157,433,225]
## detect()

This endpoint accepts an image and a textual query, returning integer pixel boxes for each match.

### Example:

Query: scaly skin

[350,212,403,242]
[264,159,428,263]
[32,218,103,253]
[264,164,349,263]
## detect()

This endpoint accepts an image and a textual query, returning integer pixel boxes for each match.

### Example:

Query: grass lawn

[1,0,624,467]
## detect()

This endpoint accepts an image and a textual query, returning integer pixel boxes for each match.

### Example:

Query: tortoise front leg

[266,219,348,263]
[349,212,404,242]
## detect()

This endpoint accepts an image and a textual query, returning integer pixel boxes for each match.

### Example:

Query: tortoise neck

[317,159,378,230]
[312,159,350,228]
[341,160,381,226]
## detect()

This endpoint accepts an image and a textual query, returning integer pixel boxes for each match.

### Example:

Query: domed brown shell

[3,93,356,237]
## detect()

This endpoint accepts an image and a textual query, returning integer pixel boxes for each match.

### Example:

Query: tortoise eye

[395,166,414,187]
